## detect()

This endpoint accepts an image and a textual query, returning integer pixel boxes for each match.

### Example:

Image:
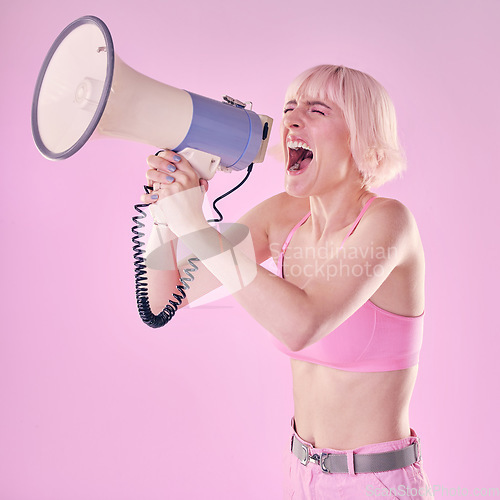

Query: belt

[291,434,421,474]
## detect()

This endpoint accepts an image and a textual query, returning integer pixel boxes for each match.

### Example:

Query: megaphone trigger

[176,148,221,180]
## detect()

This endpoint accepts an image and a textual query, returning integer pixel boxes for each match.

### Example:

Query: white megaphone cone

[31,15,273,180]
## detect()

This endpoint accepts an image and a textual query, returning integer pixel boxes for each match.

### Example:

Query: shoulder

[359,196,422,261]
[238,192,309,229]
[236,192,309,263]
[366,197,419,236]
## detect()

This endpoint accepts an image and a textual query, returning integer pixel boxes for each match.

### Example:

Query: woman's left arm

[144,151,413,351]
[233,201,413,351]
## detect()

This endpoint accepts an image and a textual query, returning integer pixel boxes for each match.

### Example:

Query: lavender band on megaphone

[174,92,264,171]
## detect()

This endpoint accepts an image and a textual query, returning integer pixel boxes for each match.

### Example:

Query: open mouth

[287,140,313,174]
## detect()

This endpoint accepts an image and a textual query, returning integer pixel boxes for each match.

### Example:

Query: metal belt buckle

[292,435,321,467]
[415,437,422,462]
[320,453,331,473]
[299,443,310,466]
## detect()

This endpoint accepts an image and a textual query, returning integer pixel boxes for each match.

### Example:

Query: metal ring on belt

[291,434,421,474]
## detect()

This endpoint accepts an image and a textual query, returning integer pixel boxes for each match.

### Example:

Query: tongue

[300,156,312,169]
[289,148,313,171]
[297,150,313,170]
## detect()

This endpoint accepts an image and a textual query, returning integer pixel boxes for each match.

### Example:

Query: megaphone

[31,15,273,180]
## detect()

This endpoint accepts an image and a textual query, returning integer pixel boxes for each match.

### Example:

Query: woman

[141,65,432,499]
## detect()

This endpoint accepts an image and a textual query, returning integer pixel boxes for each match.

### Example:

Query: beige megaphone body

[31,15,273,180]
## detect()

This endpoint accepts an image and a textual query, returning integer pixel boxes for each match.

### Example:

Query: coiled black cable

[131,161,254,328]
[132,184,200,328]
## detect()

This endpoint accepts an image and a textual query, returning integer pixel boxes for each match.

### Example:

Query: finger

[157,149,184,166]
[140,192,160,204]
[146,167,177,185]
[146,167,154,187]
[147,154,178,174]
[199,178,209,193]
[157,150,197,177]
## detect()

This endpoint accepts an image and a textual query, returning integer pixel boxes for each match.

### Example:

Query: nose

[283,108,304,130]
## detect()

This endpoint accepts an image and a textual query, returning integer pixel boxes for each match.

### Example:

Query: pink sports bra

[273,196,424,372]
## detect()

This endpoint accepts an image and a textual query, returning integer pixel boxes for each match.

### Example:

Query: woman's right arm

[144,196,275,315]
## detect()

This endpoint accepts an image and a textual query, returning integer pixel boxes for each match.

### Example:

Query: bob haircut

[285,65,406,188]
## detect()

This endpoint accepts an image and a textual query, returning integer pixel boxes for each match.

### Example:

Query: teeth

[289,162,300,171]
[287,140,311,151]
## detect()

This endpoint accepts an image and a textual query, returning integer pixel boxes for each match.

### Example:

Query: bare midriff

[291,360,418,450]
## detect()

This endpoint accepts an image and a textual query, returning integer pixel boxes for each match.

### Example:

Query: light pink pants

[283,423,433,499]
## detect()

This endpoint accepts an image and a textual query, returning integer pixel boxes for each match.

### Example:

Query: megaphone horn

[31,15,273,180]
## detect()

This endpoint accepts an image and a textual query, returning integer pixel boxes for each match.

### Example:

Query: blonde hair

[285,65,406,188]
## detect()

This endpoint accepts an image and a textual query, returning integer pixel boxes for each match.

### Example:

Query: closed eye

[283,107,326,115]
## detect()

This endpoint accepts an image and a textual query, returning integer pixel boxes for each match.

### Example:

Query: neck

[308,182,375,241]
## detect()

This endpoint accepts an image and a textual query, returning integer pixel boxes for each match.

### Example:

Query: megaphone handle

[176,148,221,180]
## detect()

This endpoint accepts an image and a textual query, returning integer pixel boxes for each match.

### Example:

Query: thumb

[199,178,209,193]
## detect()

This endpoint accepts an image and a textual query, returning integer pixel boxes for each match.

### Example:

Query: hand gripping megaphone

[31,15,273,180]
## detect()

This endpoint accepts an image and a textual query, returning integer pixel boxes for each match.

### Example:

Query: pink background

[1,0,499,498]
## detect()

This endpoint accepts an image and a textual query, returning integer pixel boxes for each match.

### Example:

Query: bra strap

[279,196,377,276]
[278,211,311,278]
[339,196,378,249]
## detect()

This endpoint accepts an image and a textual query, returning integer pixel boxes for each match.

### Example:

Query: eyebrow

[285,100,332,109]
